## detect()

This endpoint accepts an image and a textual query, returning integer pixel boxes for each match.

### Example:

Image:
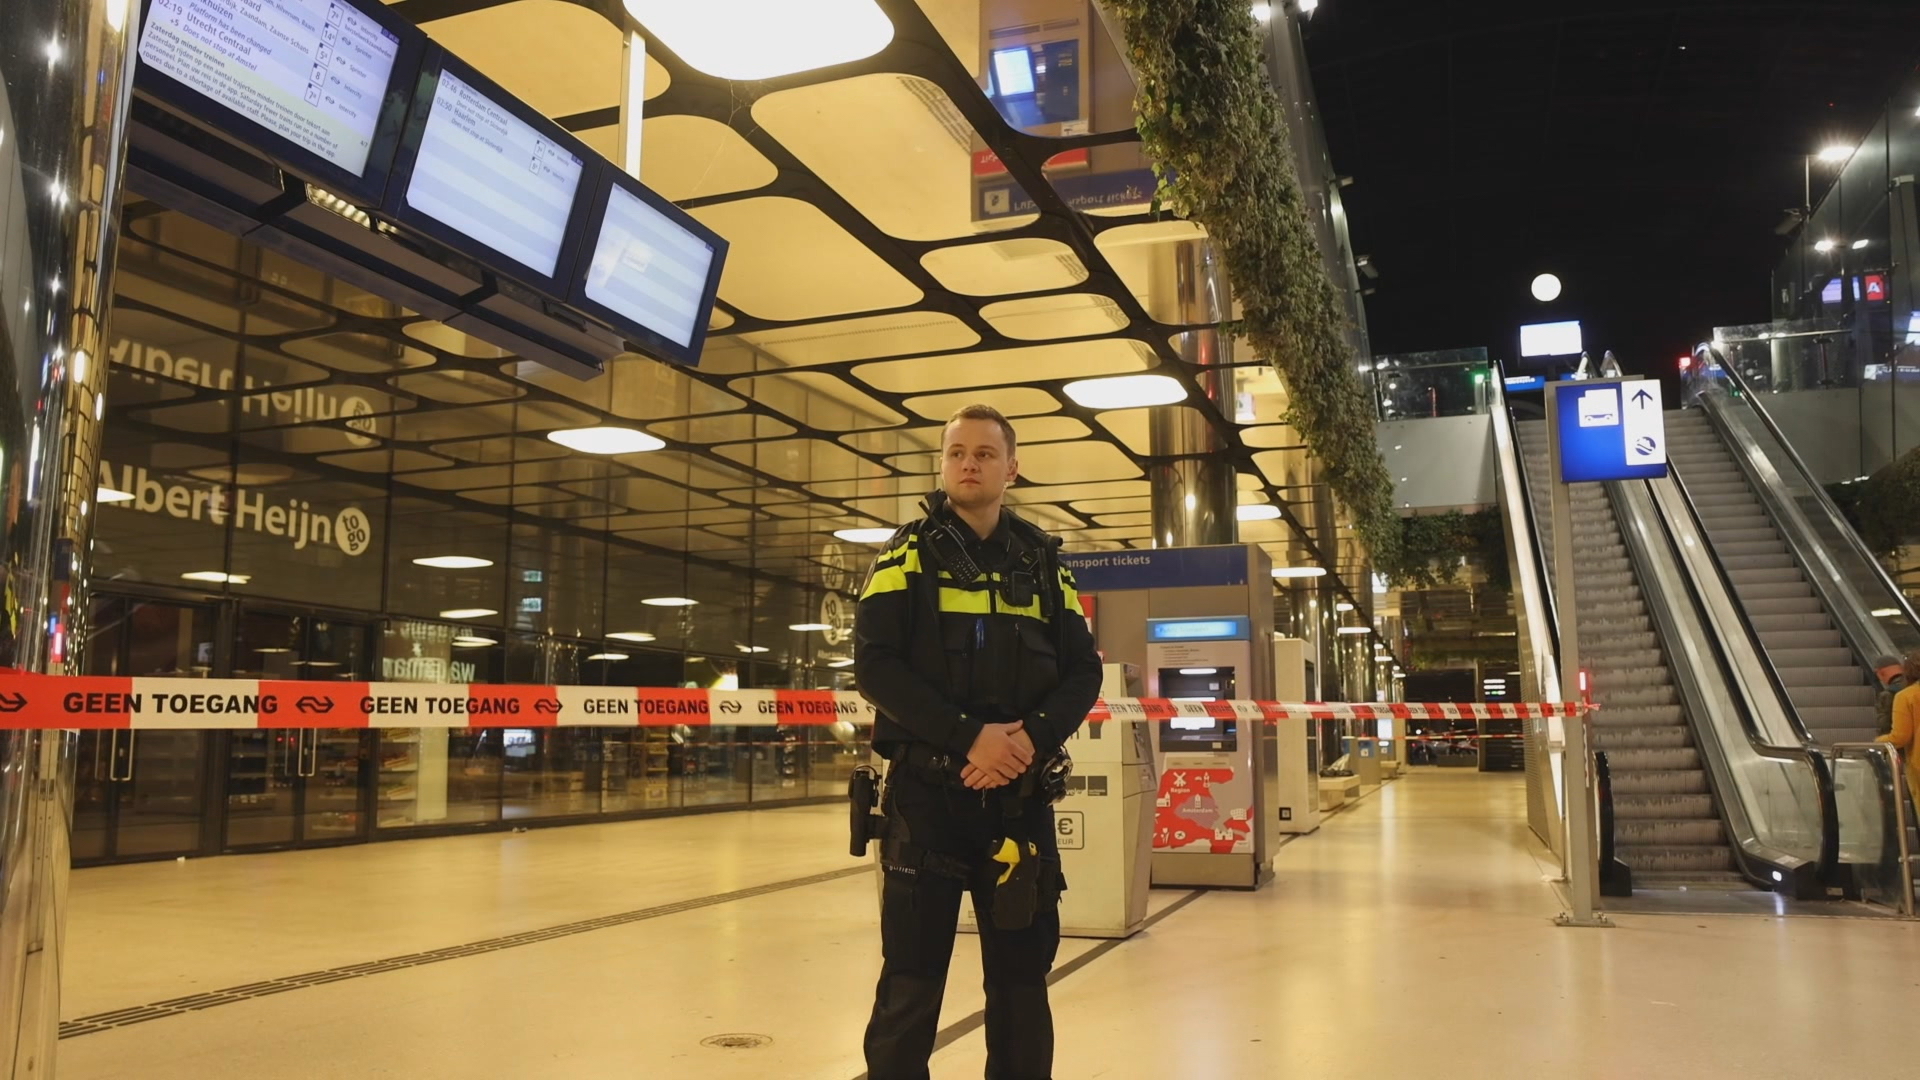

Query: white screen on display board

[404,69,583,277]
[139,0,400,177]
[1519,320,1583,358]
[582,185,716,349]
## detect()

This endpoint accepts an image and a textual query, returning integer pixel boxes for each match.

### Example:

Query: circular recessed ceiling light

[413,555,495,570]
[1236,504,1282,522]
[547,426,665,455]
[834,527,896,543]
[1530,273,1562,302]
[641,597,698,608]
[1272,566,1328,579]
[789,623,833,632]
[607,631,658,642]
[1063,374,1187,410]
[182,571,250,584]
[439,608,498,620]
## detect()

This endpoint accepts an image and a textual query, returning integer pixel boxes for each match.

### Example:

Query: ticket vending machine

[1146,617,1273,888]
[958,663,1156,939]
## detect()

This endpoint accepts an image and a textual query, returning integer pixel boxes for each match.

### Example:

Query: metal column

[1146,238,1236,548]
[2,0,141,1073]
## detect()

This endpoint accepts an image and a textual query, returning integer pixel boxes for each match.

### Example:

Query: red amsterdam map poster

[1153,767,1253,854]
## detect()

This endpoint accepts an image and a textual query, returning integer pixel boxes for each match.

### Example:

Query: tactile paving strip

[59,864,869,1039]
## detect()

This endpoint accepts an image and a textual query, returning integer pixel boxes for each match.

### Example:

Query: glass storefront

[77,200,872,865]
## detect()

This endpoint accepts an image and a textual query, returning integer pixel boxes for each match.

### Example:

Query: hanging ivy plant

[1840,449,1920,556]
[1103,0,1400,570]
[1381,510,1509,592]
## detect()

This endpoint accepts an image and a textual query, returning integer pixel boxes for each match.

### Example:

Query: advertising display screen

[1519,319,1583,358]
[571,171,729,367]
[135,0,424,204]
[386,50,593,293]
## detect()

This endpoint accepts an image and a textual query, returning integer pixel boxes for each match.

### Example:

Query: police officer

[856,404,1102,1080]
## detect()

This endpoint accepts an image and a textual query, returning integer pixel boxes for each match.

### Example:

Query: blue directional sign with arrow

[1555,378,1669,483]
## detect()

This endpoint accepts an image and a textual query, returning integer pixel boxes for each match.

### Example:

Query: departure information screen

[403,70,583,277]
[139,0,400,178]
[581,184,717,349]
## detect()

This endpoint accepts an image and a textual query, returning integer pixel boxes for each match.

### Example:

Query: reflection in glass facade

[82,202,870,864]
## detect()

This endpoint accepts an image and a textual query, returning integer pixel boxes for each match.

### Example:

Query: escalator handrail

[1613,476,1837,883]
[1692,344,1920,636]
[1830,742,1916,916]
[1488,366,1562,691]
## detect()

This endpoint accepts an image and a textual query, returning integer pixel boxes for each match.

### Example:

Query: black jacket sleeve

[853,535,984,758]
[1023,567,1103,755]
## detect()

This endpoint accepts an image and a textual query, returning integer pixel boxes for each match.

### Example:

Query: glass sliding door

[73,596,218,865]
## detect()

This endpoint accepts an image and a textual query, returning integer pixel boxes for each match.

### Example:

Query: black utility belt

[885,743,970,788]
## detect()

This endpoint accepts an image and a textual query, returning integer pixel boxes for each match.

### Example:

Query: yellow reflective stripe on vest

[936,576,1045,621]
[860,538,922,600]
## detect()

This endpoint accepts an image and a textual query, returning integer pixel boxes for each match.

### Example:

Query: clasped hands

[962,719,1035,791]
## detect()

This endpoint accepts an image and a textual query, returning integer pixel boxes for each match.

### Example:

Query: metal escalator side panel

[1614,473,1831,893]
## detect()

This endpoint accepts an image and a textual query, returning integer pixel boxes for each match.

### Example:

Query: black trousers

[863,771,1063,1080]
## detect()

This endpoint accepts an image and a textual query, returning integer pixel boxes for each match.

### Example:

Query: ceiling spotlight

[737,644,770,654]
[642,597,698,607]
[1063,374,1187,410]
[1814,239,1837,253]
[182,571,250,584]
[1272,566,1328,579]
[1336,627,1371,635]
[439,608,498,619]
[619,0,894,82]
[834,527,896,543]
[451,636,497,648]
[608,631,658,642]
[1336,602,1355,612]
[1851,238,1870,250]
[1298,0,1319,12]
[1236,504,1282,522]
[547,425,665,455]
[1530,273,1562,302]
[1816,144,1854,164]
[1252,2,1273,22]
[413,555,495,569]
[789,622,833,632]
[586,653,629,662]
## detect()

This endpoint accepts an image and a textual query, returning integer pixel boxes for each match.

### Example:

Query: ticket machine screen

[1159,716,1237,751]
[1158,668,1236,700]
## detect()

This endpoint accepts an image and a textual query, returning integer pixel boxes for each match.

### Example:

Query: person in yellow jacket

[1875,652,1920,807]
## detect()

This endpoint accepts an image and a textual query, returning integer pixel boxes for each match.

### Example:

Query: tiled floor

[58,770,1920,1078]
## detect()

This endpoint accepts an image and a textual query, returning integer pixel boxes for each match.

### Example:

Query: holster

[988,841,1061,931]
[847,765,886,857]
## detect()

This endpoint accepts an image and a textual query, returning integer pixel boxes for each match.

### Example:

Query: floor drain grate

[701,1033,772,1050]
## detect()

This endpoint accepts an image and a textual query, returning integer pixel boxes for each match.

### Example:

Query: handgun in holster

[848,765,887,857]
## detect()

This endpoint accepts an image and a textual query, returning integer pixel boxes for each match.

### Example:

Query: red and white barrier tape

[0,673,1589,731]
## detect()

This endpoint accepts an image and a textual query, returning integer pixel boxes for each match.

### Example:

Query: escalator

[1666,411,1880,745]
[1514,423,1740,883]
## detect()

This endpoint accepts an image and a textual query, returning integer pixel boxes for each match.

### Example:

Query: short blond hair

[945,404,1017,455]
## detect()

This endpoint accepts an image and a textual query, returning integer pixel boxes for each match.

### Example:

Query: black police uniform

[855,494,1102,1080]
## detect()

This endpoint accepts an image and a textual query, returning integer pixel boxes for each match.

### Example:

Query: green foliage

[1104,0,1400,571]
[1849,448,1920,555]
[1410,636,1521,669]
[1381,510,1509,593]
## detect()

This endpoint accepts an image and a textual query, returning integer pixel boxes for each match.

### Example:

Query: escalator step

[1720,553,1795,571]
[1717,540,1793,558]
[1757,628,1847,650]
[1769,647,1858,668]
[1594,705,1685,726]
[1617,845,1739,873]
[1596,686,1680,708]
[1727,567,1807,586]
[1592,725,1692,750]
[1611,769,1711,795]
[1581,648,1663,670]
[1631,870,1752,889]
[1746,597,1824,616]
[1606,748,1702,771]
[1751,613,1833,633]
[1788,685,1879,708]
[1616,819,1728,846]
[1706,527,1781,545]
[1613,793,1716,819]
[1774,666,1871,688]
[1736,582,1815,600]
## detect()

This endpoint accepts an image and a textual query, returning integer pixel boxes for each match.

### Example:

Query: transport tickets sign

[0,674,1588,731]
